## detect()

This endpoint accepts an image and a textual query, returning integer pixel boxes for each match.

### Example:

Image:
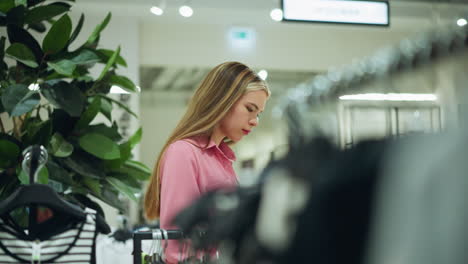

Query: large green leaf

[97,49,127,67]
[15,0,27,7]
[99,97,112,121]
[86,124,122,142]
[6,5,25,26]
[105,128,142,169]
[97,45,119,81]
[6,43,38,67]
[49,132,73,157]
[105,177,138,202]
[86,12,111,45]
[0,139,20,168]
[25,2,70,24]
[70,49,100,65]
[109,75,137,93]
[105,140,130,169]
[109,172,141,189]
[31,119,52,146]
[68,13,83,47]
[118,160,151,181]
[47,59,75,76]
[74,96,100,130]
[47,158,74,185]
[1,84,40,117]
[42,14,71,54]
[61,151,106,179]
[79,133,120,160]
[41,81,85,117]
[7,24,43,61]
[29,21,46,33]
[0,0,15,13]
[82,177,101,195]
[50,109,79,137]
[20,117,42,144]
[128,127,142,149]
[21,118,52,147]
[99,95,138,118]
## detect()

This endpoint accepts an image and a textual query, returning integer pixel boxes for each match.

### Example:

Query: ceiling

[77,0,468,9]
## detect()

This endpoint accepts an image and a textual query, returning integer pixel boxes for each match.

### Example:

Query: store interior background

[58,0,468,227]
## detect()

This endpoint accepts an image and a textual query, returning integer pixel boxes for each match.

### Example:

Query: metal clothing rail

[132,229,184,264]
[275,23,468,147]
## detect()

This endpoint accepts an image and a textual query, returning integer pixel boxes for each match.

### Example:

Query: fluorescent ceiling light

[282,0,389,26]
[339,93,437,102]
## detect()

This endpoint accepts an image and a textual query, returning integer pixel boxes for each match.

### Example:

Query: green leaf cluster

[0,1,148,215]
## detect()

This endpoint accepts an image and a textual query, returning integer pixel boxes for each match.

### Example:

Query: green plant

[0,0,150,214]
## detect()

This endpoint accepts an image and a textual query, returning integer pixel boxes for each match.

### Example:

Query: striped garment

[0,208,98,264]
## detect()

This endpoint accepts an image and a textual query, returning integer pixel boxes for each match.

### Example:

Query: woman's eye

[246,106,253,112]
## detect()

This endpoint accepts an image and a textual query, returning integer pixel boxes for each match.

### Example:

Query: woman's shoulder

[167,139,198,153]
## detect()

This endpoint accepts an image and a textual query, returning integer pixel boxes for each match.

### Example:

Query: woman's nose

[249,117,258,127]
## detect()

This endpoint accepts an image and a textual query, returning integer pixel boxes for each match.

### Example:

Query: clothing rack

[275,23,468,147]
[132,229,184,264]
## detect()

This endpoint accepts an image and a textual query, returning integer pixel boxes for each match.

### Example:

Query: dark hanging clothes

[279,138,391,264]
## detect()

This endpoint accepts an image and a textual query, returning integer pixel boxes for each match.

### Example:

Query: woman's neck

[210,127,225,146]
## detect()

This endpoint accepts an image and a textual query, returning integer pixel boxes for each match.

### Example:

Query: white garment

[0,208,98,264]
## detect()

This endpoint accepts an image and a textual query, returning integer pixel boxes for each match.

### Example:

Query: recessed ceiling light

[150,6,163,16]
[457,18,467,27]
[258,70,268,80]
[270,8,283,22]
[179,5,193,17]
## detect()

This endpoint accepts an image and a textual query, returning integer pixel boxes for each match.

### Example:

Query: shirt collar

[184,136,237,162]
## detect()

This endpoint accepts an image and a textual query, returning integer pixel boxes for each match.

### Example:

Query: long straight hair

[144,62,271,220]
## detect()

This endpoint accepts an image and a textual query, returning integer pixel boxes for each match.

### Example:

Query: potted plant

[0,0,150,220]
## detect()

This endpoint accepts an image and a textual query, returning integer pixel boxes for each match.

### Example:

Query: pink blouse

[159,136,238,263]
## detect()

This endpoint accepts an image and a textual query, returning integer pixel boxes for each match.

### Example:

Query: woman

[144,61,271,263]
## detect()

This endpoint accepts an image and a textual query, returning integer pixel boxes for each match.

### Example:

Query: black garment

[280,139,391,264]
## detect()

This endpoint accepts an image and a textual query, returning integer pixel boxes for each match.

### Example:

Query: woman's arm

[159,141,200,263]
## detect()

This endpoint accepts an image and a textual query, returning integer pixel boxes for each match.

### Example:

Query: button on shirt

[159,136,238,263]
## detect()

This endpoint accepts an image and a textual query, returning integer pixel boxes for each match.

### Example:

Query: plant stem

[0,116,5,133]
[12,117,21,139]
[36,105,41,119]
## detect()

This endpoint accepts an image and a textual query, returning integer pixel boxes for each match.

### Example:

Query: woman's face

[218,90,269,142]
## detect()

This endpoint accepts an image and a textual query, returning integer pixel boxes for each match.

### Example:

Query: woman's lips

[242,129,251,135]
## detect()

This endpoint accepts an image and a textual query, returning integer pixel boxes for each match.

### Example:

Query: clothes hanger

[0,146,86,239]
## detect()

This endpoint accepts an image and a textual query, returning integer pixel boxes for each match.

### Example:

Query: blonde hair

[144,61,271,220]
